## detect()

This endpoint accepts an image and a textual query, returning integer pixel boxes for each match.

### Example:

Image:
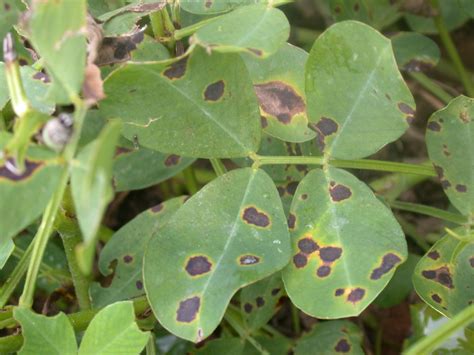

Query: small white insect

[42,113,74,152]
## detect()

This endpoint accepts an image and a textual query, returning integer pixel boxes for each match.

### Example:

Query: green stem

[290,303,301,335]
[150,8,176,51]
[430,0,474,97]
[182,166,199,195]
[61,232,91,310]
[404,304,474,355]
[253,155,436,176]
[18,168,69,308]
[210,158,227,177]
[390,200,469,225]
[409,72,453,104]
[174,16,221,40]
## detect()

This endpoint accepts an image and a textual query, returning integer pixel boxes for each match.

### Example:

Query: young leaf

[14,308,77,355]
[240,273,284,331]
[413,233,474,329]
[391,32,440,72]
[71,120,121,273]
[192,4,289,58]
[305,20,415,159]
[28,0,87,104]
[78,301,149,355]
[426,95,474,216]
[294,320,364,355]
[91,196,186,307]
[100,47,260,158]
[0,132,63,243]
[282,167,407,318]
[113,139,195,192]
[241,43,315,143]
[144,168,290,342]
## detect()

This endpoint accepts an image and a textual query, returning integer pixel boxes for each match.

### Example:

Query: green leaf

[180,0,254,15]
[240,273,284,331]
[391,32,440,72]
[243,334,292,355]
[426,95,474,216]
[329,0,401,30]
[282,167,407,318]
[28,0,87,104]
[305,20,415,159]
[144,168,290,342]
[113,139,195,192]
[71,121,121,273]
[193,337,245,354]
[241,43,315,143]
[294,320,364,355]
[14,308,77,355]
[0,0,21,51]
[0,133,63,242]
[413,233,474,329]
[100,47,260,158]
[0,238,14,269]
[78,301,149,355]
[192,5,289,58]
[91,196,186,307]
[130,35,170,62]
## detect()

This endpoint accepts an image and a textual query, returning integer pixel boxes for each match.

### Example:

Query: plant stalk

[210,158,227,177]
[409,72,453,104]
[389,200,469,225]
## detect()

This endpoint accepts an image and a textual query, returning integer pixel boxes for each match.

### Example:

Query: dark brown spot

[254,81,305,125]
[0,159,43,182]
[293,253,308,268]
[370,253,402,280]
[163,57,188,80]
[335,338,351,353]
[271,288,281,296]
[431,294,442,303]
[4,2,11,10]
[260,115,268,128]
[177,296,200,323]
[427,121,441,132]
[422,266,454,289]
[151,203,164,213]
[247,48,263,56]
[301,193,308,200]
[398,102,415,123]
[347,288,365,303]
[316,265,331,277]
[136,280,143,290]
[310,117,338,150]
[115,146,133,157]
[298,238,319,254]
[335,288,344,296]
[434,165,444,178]
[204,80,225,101]
[164,154,181,167]
[32,71,50,83]
[455,184,467,193]
[242,207,270,228]
[319,247,342,262]
[123,255,133,263]
[277,186,285,197]
[239,255,260,265]
[385,93,391,101]
[441,180,451,189]
[256,297,265,307]
[286,181,298,195]
[205,0,212,8]
[244,303,253,313]
[469,257,474,268]
[185,256,212,276]
[334,5,341,13]
[428,250,440,260]
[329,184,352,202]
[288,213,296,230]
[443,144,451,157]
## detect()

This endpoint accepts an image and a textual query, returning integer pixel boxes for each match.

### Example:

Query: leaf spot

[242,207,270,228]
[335,288,344,296]
[244,303,253,313]
[431,293,442,304]
[163,57,188,80]
[293,253,308,268]
[427,250,440,260]
[298,238,319,254]
[455,184,467,193]
[329,183,352,202]
[335,338,351,353]
[316,265,331,278]
[185,256,212,276]
[164,154,181,167]
[288,213,296,230]
[0,159,43,182]
[239,255,260,265]
[204,80,225,101]
[427,121,441,132]
[151,203,164,213]
[319,247,342,262]
[256,297,265,307]
[370,253,402,280]
[347,288,365,303]
[176,296,200,323]
[421,266,454,289]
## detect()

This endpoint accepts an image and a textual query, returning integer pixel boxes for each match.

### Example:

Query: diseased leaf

[144,168,290,342]
[28,0,87,104]
[242,43,315,143]
[240,273,284,331]
[282,167,407,318]
[100,47,260,158]
[71,121,121,273]
[305,20,415,159]
[426,95,474,216]
[91,196,186,307]
[0,132,63,243]
[391,32,440,72]
[413,233,474,329]
[113,139,195,191]
[294,320,364,355]
[0,0,21,45]
[78,301,149,355]
[14,308,77,355]
[192,5,289,58]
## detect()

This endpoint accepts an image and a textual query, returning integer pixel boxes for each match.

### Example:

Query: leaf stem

[408,72,453,104]
[210,158,227,177]
[253,155,436,176]
[290,303,301,335]
[430,0,474,97]
[224,309,269,355]
[182,166,199,195]
[389,200,469,225]
[404,304,474,355]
